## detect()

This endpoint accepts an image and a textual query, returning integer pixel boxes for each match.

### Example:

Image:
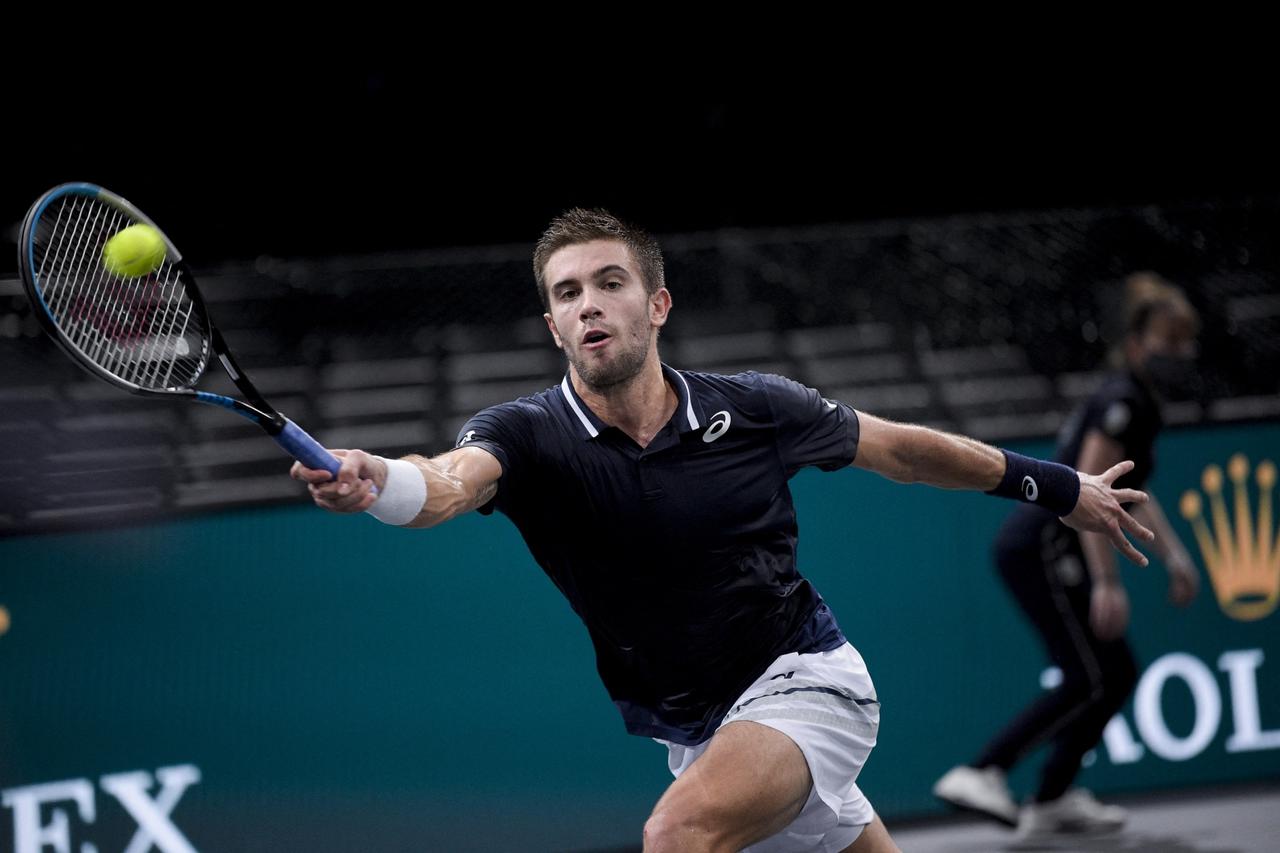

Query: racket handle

[275,419,342,478]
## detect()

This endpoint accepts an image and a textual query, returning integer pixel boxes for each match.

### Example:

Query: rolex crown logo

[1180,454,1279,622]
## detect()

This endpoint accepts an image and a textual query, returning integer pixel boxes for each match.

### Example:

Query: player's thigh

[650,720,812,847]
[837,814,899,853]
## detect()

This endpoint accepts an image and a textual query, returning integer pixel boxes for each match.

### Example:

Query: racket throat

[192,392,282,432]
[217,352,242,382]
[260,412,290,436]
[210,329,279,424]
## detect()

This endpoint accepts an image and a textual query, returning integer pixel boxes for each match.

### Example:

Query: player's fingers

[309,483,337,505]
[1117,507,1155,542]
[295,450,350,483]
[335,449,367,492]
[293,462,336,484]
[309,483,356,510]
[353,482,380,512]
[342,478,374,507]
[1099,459,1136,485]
[336,478,379,510]
[311,494,339,512]
[1112,487,1149,505]
[1111,526,1149,567]
[315,487,367,514]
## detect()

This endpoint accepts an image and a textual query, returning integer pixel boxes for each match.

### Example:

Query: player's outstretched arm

[291,446,502,528]
[851,411,1154,565]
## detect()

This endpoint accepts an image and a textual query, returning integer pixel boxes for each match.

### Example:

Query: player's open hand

[1062,460,1155,566]
[291,448,385,513]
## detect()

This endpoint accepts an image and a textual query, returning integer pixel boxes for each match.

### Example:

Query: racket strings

[31,196,209,390]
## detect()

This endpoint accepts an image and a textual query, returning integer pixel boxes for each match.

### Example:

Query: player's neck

[571,357,676,448]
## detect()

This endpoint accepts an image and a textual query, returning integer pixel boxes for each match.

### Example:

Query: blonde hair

[1105,272,1198,369]
[1123,272,1200,338]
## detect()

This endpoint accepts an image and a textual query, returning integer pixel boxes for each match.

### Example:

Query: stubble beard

[569,324,652,393]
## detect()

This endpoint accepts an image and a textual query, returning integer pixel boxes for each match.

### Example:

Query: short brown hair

[532,208,666,310]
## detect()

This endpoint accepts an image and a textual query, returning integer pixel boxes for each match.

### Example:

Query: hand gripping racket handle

[274,419,342,478]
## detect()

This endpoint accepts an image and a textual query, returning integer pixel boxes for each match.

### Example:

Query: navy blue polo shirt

[456,364,858,745]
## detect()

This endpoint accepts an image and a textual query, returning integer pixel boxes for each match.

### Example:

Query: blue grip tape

[274,419,341,477]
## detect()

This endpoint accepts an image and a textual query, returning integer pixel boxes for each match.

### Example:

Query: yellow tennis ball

[102,224,167,278]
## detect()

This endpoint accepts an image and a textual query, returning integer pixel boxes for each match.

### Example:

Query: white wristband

[365,457,427,526]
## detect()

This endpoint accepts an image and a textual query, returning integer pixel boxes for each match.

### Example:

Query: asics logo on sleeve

[1022,476,1039,502]
[459,430,476,446]
[703,411,732,443]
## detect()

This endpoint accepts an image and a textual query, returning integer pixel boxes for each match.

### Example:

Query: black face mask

[1144,354,1199,400]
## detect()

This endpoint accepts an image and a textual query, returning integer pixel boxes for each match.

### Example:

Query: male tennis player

[291,209,1155,853]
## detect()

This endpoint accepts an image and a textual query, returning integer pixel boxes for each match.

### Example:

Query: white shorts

[658,642,880,853]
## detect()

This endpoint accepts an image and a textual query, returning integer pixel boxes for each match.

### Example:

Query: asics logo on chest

[702,410,732,443]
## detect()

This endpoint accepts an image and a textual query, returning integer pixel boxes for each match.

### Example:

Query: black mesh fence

[2,197,1276,534]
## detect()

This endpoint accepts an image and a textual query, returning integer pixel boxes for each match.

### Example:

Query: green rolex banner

[1,421,1276,850]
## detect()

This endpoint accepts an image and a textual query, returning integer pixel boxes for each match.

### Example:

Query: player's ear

[544,313,564,350]
[650,287,672,328]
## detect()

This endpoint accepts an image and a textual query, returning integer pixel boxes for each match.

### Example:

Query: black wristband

[986,449,1081,517]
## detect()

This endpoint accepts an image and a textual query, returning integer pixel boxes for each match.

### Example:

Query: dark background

[4,63,1275,267]
[3,59,1279,852]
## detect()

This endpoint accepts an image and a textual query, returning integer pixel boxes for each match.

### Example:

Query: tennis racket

[18,182,341,478]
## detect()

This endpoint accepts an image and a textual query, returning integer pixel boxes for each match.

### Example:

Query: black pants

[973,511,1139,803]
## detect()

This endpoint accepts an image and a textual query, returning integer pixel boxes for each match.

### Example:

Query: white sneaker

[932,765,1019,826]
[1014,787,1127,842]
[1061,788,1128,826]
